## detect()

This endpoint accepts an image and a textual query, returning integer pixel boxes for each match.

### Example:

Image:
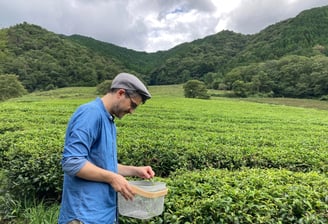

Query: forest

[0,5,328,99]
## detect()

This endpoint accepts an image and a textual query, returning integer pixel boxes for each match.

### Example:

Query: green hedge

[1,95,328,222]
[1,129,63,201]
[120,168,328,223]
[3,130,327,201]
[118,139,328,177]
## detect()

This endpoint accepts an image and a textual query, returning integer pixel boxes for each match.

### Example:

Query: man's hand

[109,173,135,200]
[118,164,155,179]
[135,166,155,179]
[76,161,135,200]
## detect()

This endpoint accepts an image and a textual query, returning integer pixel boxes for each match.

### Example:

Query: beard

[111,104,129,119]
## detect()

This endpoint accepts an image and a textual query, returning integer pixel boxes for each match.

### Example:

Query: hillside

[67,34,168,77]
[148,5,328,84]
[68,6,328,86]
[237,6,328,62]
[0,23,128,91]
[0,6,328,97]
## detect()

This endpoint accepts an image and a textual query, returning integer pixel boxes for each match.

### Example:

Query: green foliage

[231,80,249,97]
[224,55,328,98]
[1,22,124,91]
[2,129,63,201]
[0,99,71,203]
[2,6,328,98]
[22,200,60,224]
[148,6,328,90]
[149,31,249,85]
[120,169,328,223]
[0,191,21,222]
[319,95,328,101]
[0,74,27,101]
[183,80,210,99]
[68,35,167,81]
[96,80,112,95]
[0,192,60,224]
[1,87,328,222]
[159,169,328,224]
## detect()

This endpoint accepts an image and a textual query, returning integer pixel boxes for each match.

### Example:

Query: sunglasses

[125,92,138,110]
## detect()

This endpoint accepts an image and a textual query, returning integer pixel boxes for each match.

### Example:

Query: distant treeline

[210,55,328,98]
[0,5,328,98]
[0,23,124,92]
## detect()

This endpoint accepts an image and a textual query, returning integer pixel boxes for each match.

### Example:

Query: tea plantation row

[123,168,328,223]
[1,87,328,223]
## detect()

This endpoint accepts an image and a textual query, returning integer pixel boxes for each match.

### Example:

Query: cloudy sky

[1,0,328,52]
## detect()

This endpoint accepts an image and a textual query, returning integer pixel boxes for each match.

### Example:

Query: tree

[96,80,112,95]
[183,80,210,99]
[0,74,27,101]
[232,80,249,97]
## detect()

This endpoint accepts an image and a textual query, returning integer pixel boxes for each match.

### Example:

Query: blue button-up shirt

[59,98,118,224]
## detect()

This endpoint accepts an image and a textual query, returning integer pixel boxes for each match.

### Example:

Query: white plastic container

[118,181,168,219]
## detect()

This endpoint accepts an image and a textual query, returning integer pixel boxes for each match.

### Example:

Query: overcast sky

[1,0,328,52]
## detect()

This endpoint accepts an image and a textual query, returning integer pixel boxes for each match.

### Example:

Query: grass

[9,87,98,102]
[22,201,59,224]
[241,97,328,111]
[207,88,328,111]
[0,198,60,224]
[148,85,184,98]
[11,85,328,111]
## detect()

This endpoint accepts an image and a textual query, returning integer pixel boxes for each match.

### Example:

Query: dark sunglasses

[125,92,138,110]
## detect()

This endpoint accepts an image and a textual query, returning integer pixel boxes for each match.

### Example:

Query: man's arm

[76,161,135,200]
[118,164,155,179]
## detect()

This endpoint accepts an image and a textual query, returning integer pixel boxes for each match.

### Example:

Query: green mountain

[0,22,127,91]
[67,5,328,86]
[147,6,328,85]
[67,34,168,78]
[238,6,328,61]
[0,5,328,97]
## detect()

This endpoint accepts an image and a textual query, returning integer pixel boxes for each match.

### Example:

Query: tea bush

[2,128,63,201]
[120,168,328,223]
[1,89,328,222]
[2,96,328,202]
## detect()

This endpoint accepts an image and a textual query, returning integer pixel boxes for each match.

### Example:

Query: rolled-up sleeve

[62,157,87,176]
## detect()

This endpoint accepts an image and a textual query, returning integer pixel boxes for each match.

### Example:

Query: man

[58,73,155,224]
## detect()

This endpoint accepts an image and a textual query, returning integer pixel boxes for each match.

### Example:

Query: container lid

[129,181,168,198]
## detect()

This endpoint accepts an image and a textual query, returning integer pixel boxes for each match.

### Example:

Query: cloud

[136,0,220,52]
[1,0,328,52]
[225,0,328,34]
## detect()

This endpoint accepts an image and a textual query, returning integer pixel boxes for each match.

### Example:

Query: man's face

[112,91,142,119]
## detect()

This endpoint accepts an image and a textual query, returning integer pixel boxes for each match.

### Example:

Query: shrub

[119,168,328,223]
[183,80,210,99]
[2,129,63,202]
[319,95,328,101]
[118,138,185,177]
[161,168,328,223]
[96,80,112,95]
[0,74,27,101]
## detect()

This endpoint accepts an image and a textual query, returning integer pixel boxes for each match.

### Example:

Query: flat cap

[111,73,151,99]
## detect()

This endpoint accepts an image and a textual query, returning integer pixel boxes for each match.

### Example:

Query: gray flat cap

[111,73,151,99]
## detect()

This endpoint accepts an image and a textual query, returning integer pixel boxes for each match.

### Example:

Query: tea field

[0,85,328,223]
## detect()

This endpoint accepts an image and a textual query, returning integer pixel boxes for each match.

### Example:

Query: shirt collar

[96,97,115,122]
